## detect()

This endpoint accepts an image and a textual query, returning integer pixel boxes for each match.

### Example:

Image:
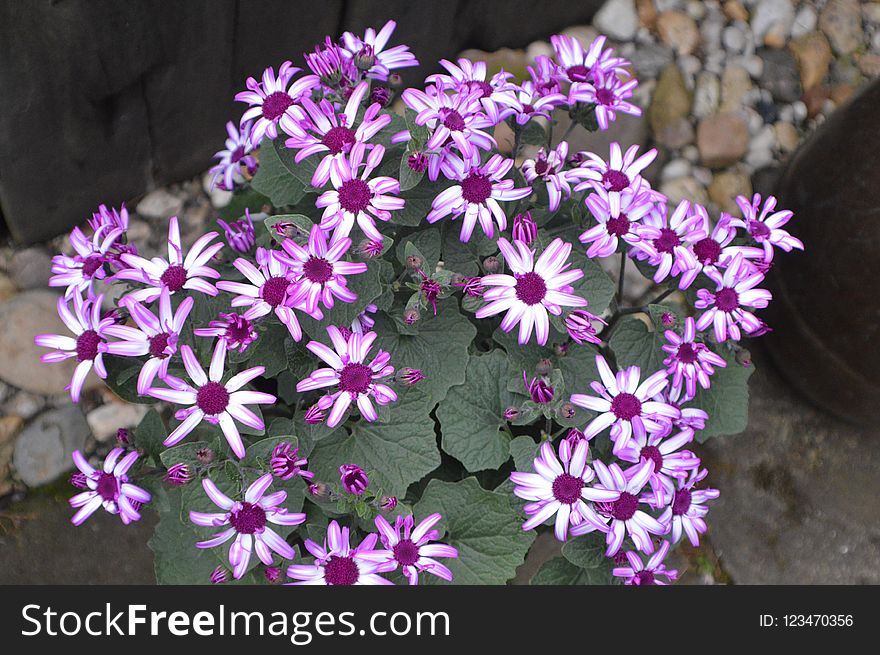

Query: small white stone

[723,25,747,53]
[593,0,639,41]
[792,101,808,122]
[661,158,693,180]
[136,188,184,220]
[791,5,818,38]
[87,403,148,442]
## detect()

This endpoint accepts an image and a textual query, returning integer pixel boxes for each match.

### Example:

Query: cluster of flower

[35,19,803,585]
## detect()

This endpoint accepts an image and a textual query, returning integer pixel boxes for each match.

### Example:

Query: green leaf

[395,177,452,227]
[395,229,441,272]
[569,248,616,316]
[373,299,476,404]
[101,355,158,404]
[263,213,313,246]
[414,477,535,584]
[399,152,425,192]
[132,409,166,464]
[509,435,540,472]
[520,120,547,146]
[608,316,667,375]
[561,533,609,572]
[250,137,307,206]
[438,349,522,472]
[691,349,754,440]
[159,438,222,470]
[530,556,612,585]
[308,387,440,497]
[440,222,497,276]
[229,319,289,378]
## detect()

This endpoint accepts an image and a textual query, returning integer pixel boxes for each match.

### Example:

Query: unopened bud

[535,358,553,376]
[483,255,500,273]
[404,308,420,325]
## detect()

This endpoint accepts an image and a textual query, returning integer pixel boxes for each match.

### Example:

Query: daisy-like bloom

[630,200,705,285]
[49,224,122,296]
[564,308,607,346]
[190,473,305,580]
[522,142,580,212]
[511,440,618,542]
[102,288,194,394]
[351,303,377,335]
[278,224,367,314]
[477,238,587,346]
[360,513,459,585]
[380,496,398,511]
[580,183,654,258]
[550,33,630,86]
[401,81,497,159]
[116,217,222,303]
[680,208,764,289]
[88,203,129,236]
[281,81,391,188]
[35,292,122,402]
[209,120,259,190]
[270,442,313,481]
[217,208,256,254]
[572,459,667,554]
[339,463,369,495]
[509,79,567,125]
[658,468,719,547]
[651,385,709,439]
[426,58,521,120]
[616,429,701,505]
[571,69,641,130]
[340,20,419,82]
[612,540,678,585]
[528,54,564,97]
[427,154,531,242]
[194,312,259,353]
[695,253,772,343]
[570,354,680,453]
[235,61,319,146]
[287,520,394,585]
[147,341,276,458]
[572,143,658,199]
[69,448,151,526]
[315,143,404,242]
[512,211,537,245]
[304,36,358,89]
[296,326,396,428]
[661,317,727,398]
[216,247,314,342]
[731,193,804,262]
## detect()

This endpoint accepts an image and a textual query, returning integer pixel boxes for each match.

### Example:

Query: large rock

[696,112,750,168]
[648,65,692,135]
[10,248,53,290]
[0,415,24,496]
[656,10,700,56]
[13,406,90,487]
[593,0,639,41]
[759,47,802,102]
[789,32,833,91]
[0,291,96,395]
[750,0,795,47]
[818,0,862,55]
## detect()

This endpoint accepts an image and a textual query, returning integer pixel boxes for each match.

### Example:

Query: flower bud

[354,44,376,71]
[482,255,500,273]
[211,566,228,584]
[398,368,425,385]
[406,254,422,270]
[559,402,576,420]
[116,428,131,445]
[264,567,282,584]
[308,482,329,498]
[380,496,398,511]
[736,348,752,367]
[404,308,420,325]
[512,211,538,245]
[407,152,428,172]
[503,406,521,422]
[196,447,215,465]
[339,463,369,496]
[370,86,392,107]
[660,312,677,327]
[69,472,89,490]
[535,358,553,376]
[163,463,190,486]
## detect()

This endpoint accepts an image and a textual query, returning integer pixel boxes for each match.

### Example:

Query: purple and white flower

[69,448,151,526]
[147,341,276,458]
[572,69,641,130]
[658,468,719,547]
[476,238,587,346]
[521,142,579,212]
[217,208,256,254]
[49,225,122,296]
[270,442,313,481]
[612,540,678,585]
[190,474,305,579]
[571,142,657,197]
[630,200,705,284]
[339,463,370,495]
[340,20,419,82]
[580,183,654,258]
[570,354,679,453]
[296,326,397,428]
[652,385,709,438]
[661,317,727,397]
[731,193,804,262]
[695,253,772,342]
[361,513,459,585]
[564,308,606,346]
[209,120,259,190]
[287,520,394,585]
[616,429,701,504]
[550,33,630,87]
[194,312,259,353]
[116,217,222,303]
[511,440,618,542]
[235,61,318,146]
[427,154,531,242]
[426,58,521,120]
[509,80,567,125]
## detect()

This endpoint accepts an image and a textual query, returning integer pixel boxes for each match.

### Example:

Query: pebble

[594,0,639,41]
[704,49,727,75]
[723,25,747,53]
[723,0,750,22]
[648,65,693,134]
[2,390,46,421]
[701,13,725,52]
[13,406,90,487]
[0,273,15,302]
[750,0,795,47]
[693,71,721,118]
[681,144,700,163]
[86,403,148,442]
[792,100,808,122]
[628,43,674,78]
[708,169,753,214]
[819,0,863,55]
[773,121,800,153]
[0,291,98,395]
[0,415,24,496]
[790,32,833,90]
[791,5,819,39]
[136,188,183,220]
[655,117,696,149]
[636,0,658,28]
[697,112,750,167]
[525,40,553,60]
[720,64,753,110]
[759,48,802,102]
[661,158,693,181]
[754,99,779,124]
[746,124,777,168]
[864,3,880,24]
[686,0,706,21]
[657,10,701,55]
[10,248,53,290]
[692,166,713,187]
[857,53,880,78]
[660,176,710,206]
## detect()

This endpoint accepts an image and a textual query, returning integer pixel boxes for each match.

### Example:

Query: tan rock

[656,10,701,56]
[660,176,710,207]
[830,83,857,106]
[648,65,692,135]
[723,0,749,22]
[819,0,862,55]
[720,65,753,111]
[857,53,880,78]
[773,122,800,153]
[697,112,750,168]
[709,170,753,215]
[636,0,658,29]
[789,32,832,90]
[0,273,15,302]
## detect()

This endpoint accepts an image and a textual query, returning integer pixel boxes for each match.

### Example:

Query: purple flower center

[534,159,550,176]
[654,228,681,254]
[338,179,372,213]
[76,330,101,362]
[338,362,373,395]
[610,492,638,521]
[714,287,739,312]
[551,472,584,504]
[460,173,493,204]
[322,126,357,154]
[96,472,118,502]
[261,276,290,307]
[567,64,590,82]
[514,272,547,305]
[261,91,294,121]
[225,317,254,343]
[672,488,692,516]
[392,538,421,566]
[611,392,642,420]
[441,109,466,131]
[693,238,721,265]
[196,381,230,415]
[602,169,630,192]
[677,342,698,364]
[640,445,663,472]
[81,255,105,278]
[230,146,245,164]
[161,265,188,292]
[468,80,494,98]
[606,213,631,237]
[596,87,616,106]
[303,256,333,283]
[324,556,359,585]
[229,502,267,534]
[633,570,656,585]
[522,103,535,114]
[748,220,771,239]
[148,332,171,359]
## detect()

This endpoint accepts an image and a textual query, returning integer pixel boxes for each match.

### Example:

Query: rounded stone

[696,112,750,168]
[13,406,90,487]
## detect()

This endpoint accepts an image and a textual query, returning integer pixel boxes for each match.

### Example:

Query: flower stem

[616,250,627,304]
